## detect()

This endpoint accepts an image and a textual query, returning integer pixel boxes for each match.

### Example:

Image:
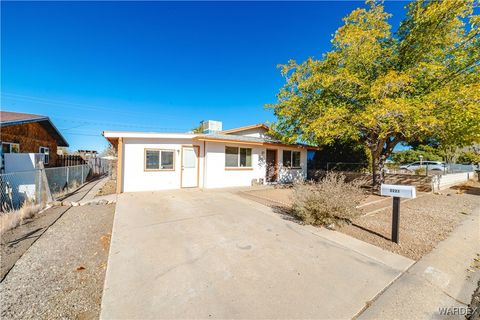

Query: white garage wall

[122,138,204,192]
[203,142,266,188]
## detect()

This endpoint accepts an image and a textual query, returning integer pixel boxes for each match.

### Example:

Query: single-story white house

[103,122,318,193]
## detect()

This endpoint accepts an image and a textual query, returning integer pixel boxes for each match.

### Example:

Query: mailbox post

[380,184,416,244]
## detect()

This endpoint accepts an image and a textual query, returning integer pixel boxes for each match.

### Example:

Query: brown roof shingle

[0,111,47,124]
[0,111,69,147]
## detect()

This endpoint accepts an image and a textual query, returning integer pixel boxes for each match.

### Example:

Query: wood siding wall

[0,122,59,167]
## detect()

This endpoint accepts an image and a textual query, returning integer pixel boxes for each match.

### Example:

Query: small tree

[268,0,480,188]
[191,123,204,134]
[101,145,117,157]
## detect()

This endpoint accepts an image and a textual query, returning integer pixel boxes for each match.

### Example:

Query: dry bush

[292,172,366,226]
[0,202,41,235]
[53,180,80,200]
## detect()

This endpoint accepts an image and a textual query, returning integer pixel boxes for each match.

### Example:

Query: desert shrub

[0,202,41,235]
[292,172,365,226]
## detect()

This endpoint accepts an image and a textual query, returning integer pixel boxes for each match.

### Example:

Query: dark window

[292,151,301,168]
[146,150,160,170]
[2,142,20,154]
[283,150,292,167]
[283,150,301,168]
[39,146,50,164]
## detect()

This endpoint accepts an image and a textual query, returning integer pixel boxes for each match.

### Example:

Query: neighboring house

[0,111,69,172]
[103,121,318,193]
[77,149,98,160]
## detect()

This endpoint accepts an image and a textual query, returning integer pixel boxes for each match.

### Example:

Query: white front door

[181,146,199,188]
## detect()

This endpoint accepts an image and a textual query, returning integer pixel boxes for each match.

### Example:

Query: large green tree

[268,0,480,187]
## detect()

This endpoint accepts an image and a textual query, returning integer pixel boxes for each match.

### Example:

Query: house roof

[102,130,319,150]
[220,123,270,134]
[0,111,69,147]
[194,133,318,150]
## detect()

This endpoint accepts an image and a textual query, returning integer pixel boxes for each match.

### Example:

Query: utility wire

[2,92,185,120]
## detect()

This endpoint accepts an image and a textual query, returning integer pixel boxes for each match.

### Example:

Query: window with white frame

[283,150,301,168]
[225,146,252,168]
[39,146,50,164]
[1,142,20,153]
[145,149,175,171]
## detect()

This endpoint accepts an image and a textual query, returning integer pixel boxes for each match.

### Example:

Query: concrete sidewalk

[358,206,480,319]
[58,176,108,203]
[101,189,413,319]
[58,176,117,206]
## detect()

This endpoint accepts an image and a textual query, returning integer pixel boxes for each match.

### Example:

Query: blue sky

[1,1,409,152]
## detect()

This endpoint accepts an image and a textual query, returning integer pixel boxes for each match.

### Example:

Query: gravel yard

[239,181,480,260]
[0,204,115,320]
[96,179,116,197]
[339,182,479,260]
[1,206,70,280]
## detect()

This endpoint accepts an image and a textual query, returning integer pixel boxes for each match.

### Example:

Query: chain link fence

[308,161,477,181]
[44,165,90,199]
[0,157,119,213]
[0,170,44,211]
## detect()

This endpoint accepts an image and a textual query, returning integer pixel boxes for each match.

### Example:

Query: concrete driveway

[101,189,413,319]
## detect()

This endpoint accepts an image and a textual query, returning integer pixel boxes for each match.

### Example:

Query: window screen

[239,148,252,167]
[146,150,160,170]
[225,147,239,167]
[161,151,174,169]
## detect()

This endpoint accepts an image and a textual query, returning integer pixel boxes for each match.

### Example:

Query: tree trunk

[371,150,386,191]
[369,136,398,191]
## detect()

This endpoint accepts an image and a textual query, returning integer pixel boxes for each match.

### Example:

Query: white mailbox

[380,184,416,199]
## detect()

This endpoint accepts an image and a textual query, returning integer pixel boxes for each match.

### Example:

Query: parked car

[400,161,446,172]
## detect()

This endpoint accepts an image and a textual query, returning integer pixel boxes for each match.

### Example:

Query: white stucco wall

[203,141,266,188]
[121,137,308,192]
[122,138,204,192]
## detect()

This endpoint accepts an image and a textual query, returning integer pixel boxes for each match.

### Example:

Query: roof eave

[194,136,317,149]
[1,117,69,147]
[1,117,50,127]
[219,123,270,135]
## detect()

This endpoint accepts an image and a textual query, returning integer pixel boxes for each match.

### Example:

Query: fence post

[66,166,69,192]
[34,169,40,205]
[38,162,52,203]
